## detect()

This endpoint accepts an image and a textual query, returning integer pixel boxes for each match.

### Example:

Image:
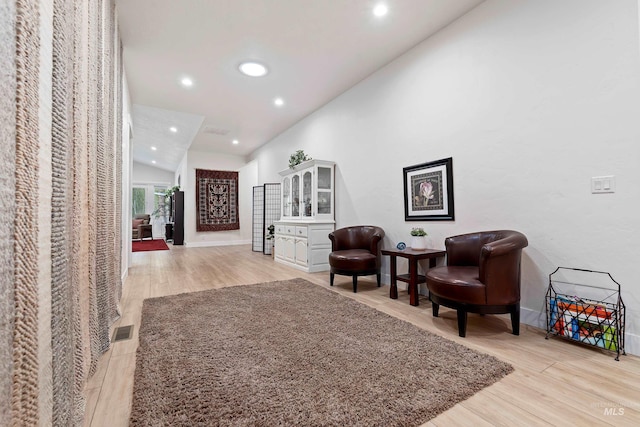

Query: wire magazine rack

[545,267,626,360]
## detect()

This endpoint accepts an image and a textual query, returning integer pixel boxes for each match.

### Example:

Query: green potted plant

[164,185,181,200]
[410,227,428,250]
[265,224,275,258]
[289,150,312,169]
[265,224,275,240]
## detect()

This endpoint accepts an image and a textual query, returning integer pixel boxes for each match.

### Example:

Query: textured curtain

[12,0,42,424]
[0,0,18,425]
[0,0,124,424]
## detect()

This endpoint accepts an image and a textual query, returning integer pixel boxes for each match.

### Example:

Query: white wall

[250,0,640,354]
[132,161,174,184]
[181,150,257,247]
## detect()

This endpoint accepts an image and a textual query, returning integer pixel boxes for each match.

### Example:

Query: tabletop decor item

[410,227,428,250]
[396,241,406,250]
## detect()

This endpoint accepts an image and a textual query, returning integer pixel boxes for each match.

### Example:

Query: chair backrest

[329,226,385,253]
[445,230,528,305]
[133,214,151,234]
[133,214,150,224]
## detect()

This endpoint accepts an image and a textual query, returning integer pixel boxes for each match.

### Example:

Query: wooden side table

[381,248,446,306]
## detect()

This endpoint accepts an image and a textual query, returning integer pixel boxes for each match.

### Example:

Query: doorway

[132,183,170,238]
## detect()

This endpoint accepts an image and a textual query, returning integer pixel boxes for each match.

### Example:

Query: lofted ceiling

[116,0,484,172]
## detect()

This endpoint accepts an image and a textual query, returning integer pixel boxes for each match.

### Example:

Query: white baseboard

[121,268,128,284]
[185,239,251,248]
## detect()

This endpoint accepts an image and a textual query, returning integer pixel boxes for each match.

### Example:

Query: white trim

[185,239,251,248]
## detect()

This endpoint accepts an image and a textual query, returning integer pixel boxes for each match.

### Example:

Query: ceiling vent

[202,126,230,136]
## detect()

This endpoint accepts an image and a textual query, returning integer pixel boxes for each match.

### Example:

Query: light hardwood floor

[83,244,640,426]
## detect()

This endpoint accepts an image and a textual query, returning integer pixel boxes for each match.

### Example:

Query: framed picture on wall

[403,157,454,221]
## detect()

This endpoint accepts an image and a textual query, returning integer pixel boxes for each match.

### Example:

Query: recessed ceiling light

[232,139,239,145]
[373,4,388,17]
[151,146,157,151]
[169,126,177,133]
[274,97,284,107]
[239,61,268,77]
[180,77,194,87]
[151,160,156,164]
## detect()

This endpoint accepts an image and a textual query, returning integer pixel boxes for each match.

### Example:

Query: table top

[381,248,446,259]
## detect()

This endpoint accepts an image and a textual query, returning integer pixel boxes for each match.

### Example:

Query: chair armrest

[367,232,384,254]
[328,232,338,251]
[480,231,528,260]
[479,231,528,292]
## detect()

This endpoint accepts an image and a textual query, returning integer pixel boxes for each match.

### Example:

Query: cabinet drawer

[276,224,300,236]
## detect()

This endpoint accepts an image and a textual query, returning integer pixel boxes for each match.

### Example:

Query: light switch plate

[591,175,615,193]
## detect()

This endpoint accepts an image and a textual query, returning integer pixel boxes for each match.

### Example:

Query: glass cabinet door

[279,160,334,222]
[291,174,300,217]
[283,177,291,217]
[302,171,312,217]
[317,166,332,215]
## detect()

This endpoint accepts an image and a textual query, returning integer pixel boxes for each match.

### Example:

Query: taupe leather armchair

[426,230,528,337]
[328,226,385,293]
[132,214,153,240]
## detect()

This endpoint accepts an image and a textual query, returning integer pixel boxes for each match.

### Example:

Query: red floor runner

[132,239,170,252]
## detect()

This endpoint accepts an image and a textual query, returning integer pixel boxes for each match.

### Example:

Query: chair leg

[457,310,467,337]
[352,275,358,293]
[330,273,334,286]
[511,304,520,335]
[376,273,381,287]
[432,302,439,317]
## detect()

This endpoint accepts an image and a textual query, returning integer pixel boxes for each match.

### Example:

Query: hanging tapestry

[196,169,240,232]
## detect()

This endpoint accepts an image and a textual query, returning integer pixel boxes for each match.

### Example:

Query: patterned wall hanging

[196,169,240,231]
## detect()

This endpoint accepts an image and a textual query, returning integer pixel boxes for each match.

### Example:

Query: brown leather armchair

[329,226,385,293]
[132,214,153,240]
[426,230,528,337]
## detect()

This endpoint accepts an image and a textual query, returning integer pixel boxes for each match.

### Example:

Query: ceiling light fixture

[232,139,239,145]
[274,97,284,107]
[239,61,268,77]
[151,146,157,151]
[151,160,156,164]
[373,4,388,17]
[169,126,177,133]
[180,77,194,87]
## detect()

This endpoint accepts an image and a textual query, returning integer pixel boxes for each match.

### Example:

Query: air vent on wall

[112,325,133,342]
[202,126,230,136]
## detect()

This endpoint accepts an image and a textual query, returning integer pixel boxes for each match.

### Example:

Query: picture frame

[403,157,454,221]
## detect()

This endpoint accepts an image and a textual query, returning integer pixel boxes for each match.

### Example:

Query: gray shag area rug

[130,279,513,426]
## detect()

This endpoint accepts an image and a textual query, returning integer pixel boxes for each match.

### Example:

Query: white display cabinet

[275,159,335,272]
